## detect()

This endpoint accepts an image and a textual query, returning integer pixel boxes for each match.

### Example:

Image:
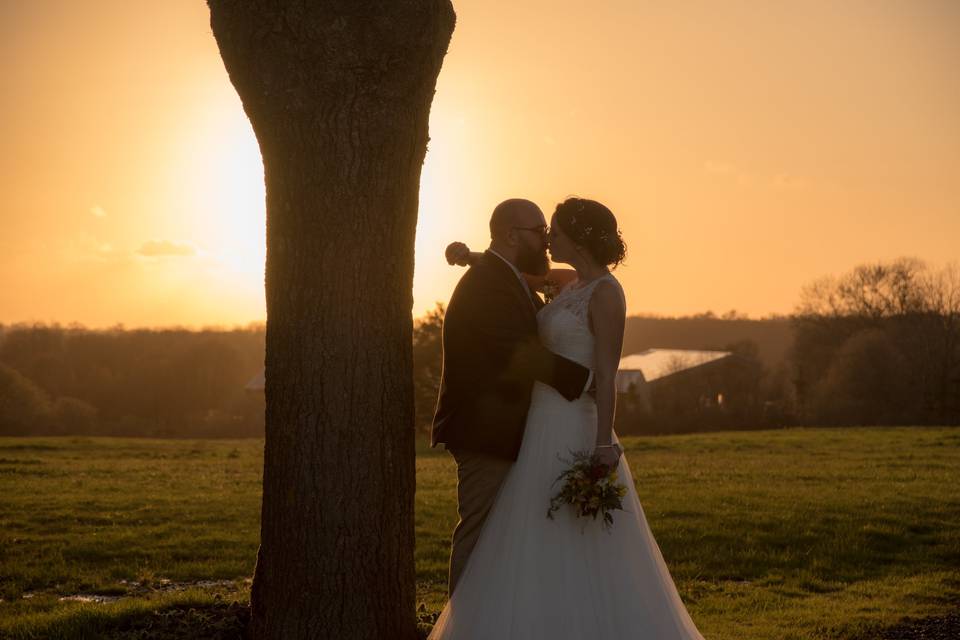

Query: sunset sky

[1,0,958,327]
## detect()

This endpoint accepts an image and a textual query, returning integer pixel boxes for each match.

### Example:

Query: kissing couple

[428,197,707,639]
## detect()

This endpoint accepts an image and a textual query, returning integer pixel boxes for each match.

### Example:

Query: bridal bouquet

[546,451,627,531]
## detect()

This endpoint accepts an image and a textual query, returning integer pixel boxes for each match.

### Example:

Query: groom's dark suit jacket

[431,251,590,461]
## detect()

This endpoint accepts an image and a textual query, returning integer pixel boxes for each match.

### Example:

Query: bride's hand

[445,242,471,266]
[594,443,622,469]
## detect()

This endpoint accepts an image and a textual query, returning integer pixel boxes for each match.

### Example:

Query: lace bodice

[537,273,624,369]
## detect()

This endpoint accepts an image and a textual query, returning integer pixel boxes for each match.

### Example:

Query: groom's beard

[517,245,550,276]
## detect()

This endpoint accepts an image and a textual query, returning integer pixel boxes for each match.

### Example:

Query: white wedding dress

[429,273,707,640]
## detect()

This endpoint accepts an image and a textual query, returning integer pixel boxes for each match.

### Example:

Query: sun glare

[176,95,474,314]
[178,97,267,284]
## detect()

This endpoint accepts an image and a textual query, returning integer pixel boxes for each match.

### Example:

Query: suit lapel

[483,251,538,322]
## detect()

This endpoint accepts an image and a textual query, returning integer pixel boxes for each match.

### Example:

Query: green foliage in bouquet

[546,451,628,531]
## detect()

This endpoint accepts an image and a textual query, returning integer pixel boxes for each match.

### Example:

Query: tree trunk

[206,2,455,638]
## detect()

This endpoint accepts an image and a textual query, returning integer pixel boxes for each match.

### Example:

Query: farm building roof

[616,348,732,392]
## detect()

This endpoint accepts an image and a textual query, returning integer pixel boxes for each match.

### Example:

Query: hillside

[622,316,794,368]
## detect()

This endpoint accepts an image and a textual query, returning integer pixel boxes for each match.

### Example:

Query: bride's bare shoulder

[590,276,626,311]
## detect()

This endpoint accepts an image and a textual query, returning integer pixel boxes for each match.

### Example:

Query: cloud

[63,233,126,264]
[136,240,196,258]
[90,205,107,218]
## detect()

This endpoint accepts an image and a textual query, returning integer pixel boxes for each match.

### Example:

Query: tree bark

[206,2,455,638]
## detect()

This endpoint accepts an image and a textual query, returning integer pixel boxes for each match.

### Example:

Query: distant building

[245,369,265,392]
[616,348,733,394]
[616,348,763,434]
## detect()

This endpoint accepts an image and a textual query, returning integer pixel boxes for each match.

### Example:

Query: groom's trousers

[448,448,512,596]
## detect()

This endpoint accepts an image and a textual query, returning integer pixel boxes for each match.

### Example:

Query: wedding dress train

[429,274,707,640]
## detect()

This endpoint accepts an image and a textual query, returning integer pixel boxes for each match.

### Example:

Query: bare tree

[921,263,960,421]
[798,257,928,319]
[793,258,960,425]
[207,3,455,638]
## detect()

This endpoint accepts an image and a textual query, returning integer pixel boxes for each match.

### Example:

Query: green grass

[1,427,958,639]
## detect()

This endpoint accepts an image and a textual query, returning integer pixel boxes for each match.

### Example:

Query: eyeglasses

[513,224,549,236]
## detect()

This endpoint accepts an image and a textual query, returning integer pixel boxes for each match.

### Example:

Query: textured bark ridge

[206,2,456,638]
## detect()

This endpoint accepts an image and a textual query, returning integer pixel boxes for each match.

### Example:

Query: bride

[429,198,707,639]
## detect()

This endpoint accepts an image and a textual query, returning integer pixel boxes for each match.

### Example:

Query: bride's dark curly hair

[553,197,627,269]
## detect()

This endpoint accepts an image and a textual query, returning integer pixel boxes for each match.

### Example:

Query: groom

[432,198,593,595]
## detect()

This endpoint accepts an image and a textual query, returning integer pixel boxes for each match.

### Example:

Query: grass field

[0,427,958,639]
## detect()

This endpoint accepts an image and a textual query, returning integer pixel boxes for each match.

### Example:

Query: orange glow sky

[2,0,958,327]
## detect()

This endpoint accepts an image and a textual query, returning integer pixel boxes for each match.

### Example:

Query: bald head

[489,198,545,241]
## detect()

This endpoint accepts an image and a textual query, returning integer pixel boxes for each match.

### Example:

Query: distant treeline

[1,258,957,437]
[615,259,960,433]
[0,311,791,438]
[791,258,960,426]
[0,325,265,438]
